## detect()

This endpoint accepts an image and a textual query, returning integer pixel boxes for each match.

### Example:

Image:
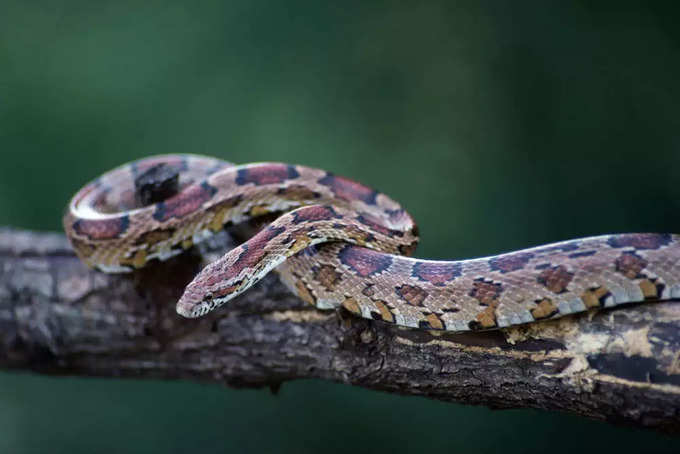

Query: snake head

[177,280,249,318]
[176,225,289,317]
[175,242,252,317]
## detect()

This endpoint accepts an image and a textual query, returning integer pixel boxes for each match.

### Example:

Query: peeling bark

[0,227,679,432]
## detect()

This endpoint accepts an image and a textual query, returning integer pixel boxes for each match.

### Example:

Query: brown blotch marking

[72,215,130,240]
[152,182,217,222]
[70,238,95,260]
[342,224,374,246]
[120,249,148,269]
[295,280,316,305]
[291,205,339,224]
[425,313,444,330]
[395,284,428,306]
[207,195,243,231]
[531,298,559,320]
[607,233,672,250]
[284,231,313,254]
[318,173,377,205]
[581,286,611,308]
[469,278,503,329]
[489,252,534,274]
[471,307,498,330]
[469,278,503,306]
[338,245,392,277]
[249,204,271,217]
[313,265,342,292]
[135,228,175,246]
[236,164,299,186]
[615,251,648,279]
[374,300,394,323]
[342,297,362,315]
[277,184,319,201]
[639,278,665,299]
[536,265,574,294]
[411,262,462,286]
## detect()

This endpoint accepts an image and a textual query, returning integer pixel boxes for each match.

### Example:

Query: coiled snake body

[64,155,680,332]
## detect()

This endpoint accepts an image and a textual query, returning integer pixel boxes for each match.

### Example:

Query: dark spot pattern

[581,286,611,308]
[568,250,597,259]
[615,252,648,279]
[442,307,460,313]
[531,298,559,319]
[291,205,339,224]
[131,156,186,178]
[411,262,462,286]
[318,173,377,205]
[338,245,392,277]
[468,320,484,331]
[537,265,574,294]
[607,233,672,250]
[395,284,428,306]
[73,215,130,240]
[362,285,376,297]
[489,252,534,274]
[236,164,299,186]
[153,182,217,222]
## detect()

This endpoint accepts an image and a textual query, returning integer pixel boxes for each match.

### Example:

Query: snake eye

[205,292,213,301]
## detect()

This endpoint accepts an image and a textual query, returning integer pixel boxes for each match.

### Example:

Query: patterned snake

[63,154,680,332]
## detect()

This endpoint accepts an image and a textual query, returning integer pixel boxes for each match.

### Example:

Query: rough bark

[0,227,679,432]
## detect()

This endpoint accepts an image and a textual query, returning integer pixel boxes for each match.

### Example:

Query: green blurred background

[1,0,680,452]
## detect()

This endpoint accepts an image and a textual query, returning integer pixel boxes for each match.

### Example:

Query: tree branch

[1,227,679,432]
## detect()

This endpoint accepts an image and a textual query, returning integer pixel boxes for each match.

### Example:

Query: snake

[63,154,680,332]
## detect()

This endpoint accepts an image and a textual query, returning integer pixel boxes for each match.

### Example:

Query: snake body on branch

[63,154,680,332]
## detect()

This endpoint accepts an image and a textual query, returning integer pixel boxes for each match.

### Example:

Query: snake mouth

[176,300,197,318]
[176,285,206,318]
[177,284,241,318]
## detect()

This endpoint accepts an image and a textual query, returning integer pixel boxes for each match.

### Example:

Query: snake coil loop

[64,154,680,332]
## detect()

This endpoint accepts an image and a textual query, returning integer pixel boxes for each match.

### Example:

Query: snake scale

[64,154,680,332]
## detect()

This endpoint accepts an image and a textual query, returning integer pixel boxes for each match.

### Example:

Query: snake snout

[176,271,219,318]
[176,284,204,318]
